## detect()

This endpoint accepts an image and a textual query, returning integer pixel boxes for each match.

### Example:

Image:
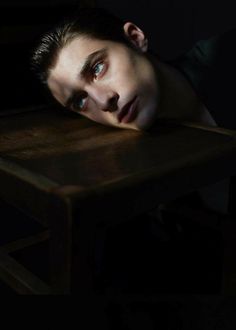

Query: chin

[135,116,157,131]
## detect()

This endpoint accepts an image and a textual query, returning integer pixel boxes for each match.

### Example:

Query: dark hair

[31,7,133,84]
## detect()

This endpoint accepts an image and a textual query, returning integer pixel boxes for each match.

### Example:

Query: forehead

[60,36,108,62]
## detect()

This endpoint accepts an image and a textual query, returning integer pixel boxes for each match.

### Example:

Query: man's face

[47,23,160,130]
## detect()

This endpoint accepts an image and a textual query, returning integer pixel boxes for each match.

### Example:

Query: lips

[118,96,138,124]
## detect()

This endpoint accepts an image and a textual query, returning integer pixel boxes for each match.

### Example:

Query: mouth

[118,96,138,124]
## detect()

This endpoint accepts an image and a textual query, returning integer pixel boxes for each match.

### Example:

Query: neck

[149,54,217,126]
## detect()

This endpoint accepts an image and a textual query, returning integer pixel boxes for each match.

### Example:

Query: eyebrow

[65,48,107,109]
[80,48,107,78]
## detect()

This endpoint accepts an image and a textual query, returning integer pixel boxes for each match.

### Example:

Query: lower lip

[120,97,139,124]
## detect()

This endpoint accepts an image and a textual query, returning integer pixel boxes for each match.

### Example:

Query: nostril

[102,93,119,112]
[109,94,119,111]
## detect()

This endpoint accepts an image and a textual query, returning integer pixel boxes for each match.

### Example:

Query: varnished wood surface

[1,106,236,193]
[0,105,236,226]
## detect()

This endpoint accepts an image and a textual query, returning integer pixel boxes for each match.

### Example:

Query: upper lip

[117,96,137,122]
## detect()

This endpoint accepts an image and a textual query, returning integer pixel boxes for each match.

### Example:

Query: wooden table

[0,106,236,295]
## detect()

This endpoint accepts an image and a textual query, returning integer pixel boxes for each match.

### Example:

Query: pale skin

[47,22,217,131]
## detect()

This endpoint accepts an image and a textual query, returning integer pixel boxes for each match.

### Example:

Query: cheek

[113,71,140,97]
[115,63,153,97]
[109,57,138,88]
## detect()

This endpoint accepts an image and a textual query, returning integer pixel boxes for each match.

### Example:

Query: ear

[123,22,148,52]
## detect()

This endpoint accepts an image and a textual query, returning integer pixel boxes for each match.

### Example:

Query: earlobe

[123,22,148,52]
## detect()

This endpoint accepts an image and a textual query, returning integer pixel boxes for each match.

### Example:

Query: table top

[1,106,236,223]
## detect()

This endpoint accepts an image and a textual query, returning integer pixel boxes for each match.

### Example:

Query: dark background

[0,0,236,112]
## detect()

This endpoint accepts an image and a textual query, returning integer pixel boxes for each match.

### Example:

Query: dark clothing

[170,28,236,130]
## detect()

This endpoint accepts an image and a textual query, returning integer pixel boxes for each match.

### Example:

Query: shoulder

[192,27,236,66]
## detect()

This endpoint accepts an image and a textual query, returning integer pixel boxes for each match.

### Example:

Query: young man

[32,7,236,132]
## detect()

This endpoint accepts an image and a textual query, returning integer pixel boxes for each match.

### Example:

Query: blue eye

[72,96,87,111]
[93,62,104,77]
[78,98,86,109]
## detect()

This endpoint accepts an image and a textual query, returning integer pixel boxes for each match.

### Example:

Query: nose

[89,87,119,112]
